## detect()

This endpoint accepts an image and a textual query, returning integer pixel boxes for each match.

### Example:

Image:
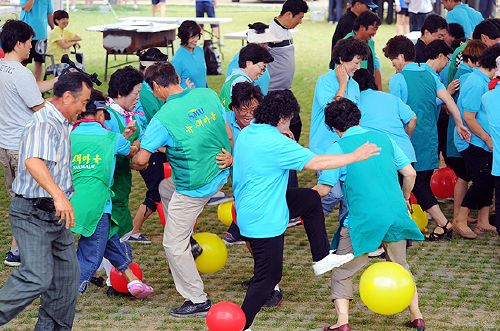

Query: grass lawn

[0,4,499,330]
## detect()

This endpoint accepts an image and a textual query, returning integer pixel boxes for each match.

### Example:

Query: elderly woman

[171,20,207,88]
[232,89,380,331]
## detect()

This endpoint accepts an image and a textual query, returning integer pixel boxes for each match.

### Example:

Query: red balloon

[409,193,418,204]
[163,162,172,179]
[430,167,458,199]
[110,262,143,294]
[157,202,166,227]
[206,301,246,331]
[231,202,237,225]
[0,48,4,59]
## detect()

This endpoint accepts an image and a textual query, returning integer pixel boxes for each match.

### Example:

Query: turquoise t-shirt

[446,3,483,38]
[20,0,53,40]
[226,50,270,95]
[72,122,130,213]
[359,89,416,162]
[233,121,315,238]
[484,82,500,175]
[171,45,207,89]
[309,69,360,154]
[226,111,243,144]
[455,68,491,152]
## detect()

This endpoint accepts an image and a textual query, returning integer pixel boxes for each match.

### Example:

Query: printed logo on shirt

[0,64,15,74]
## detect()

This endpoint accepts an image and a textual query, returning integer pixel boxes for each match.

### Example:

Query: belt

[268,39,293,48]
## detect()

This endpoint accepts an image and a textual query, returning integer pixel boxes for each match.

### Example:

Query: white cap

[247,29,283,44]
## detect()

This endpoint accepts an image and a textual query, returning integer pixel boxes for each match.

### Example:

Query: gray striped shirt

[12,101,74,199]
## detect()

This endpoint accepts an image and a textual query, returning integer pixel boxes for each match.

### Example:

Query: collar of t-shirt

[45,101,70,125]
[269,19,292,40]
[341,125,368,139]
[402,62,424,72]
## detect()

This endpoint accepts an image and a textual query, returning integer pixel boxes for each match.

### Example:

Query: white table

[224,28,299,46]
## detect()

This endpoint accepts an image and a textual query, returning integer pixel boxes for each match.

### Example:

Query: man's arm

[463,112,492,150]
[131,149,152,170]
[37,77,57,93]
[48,14,54,29]
[304,142,380,171]
[22,0,34,12]
[24,158,75,228]
[437,89,471,141]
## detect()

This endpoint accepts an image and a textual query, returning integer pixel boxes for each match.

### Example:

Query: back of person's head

[383,35,416,61]
[0,20,35,53]
[324,98,361,132]
[108,66,144,98]
[424,40,453,61]
[353,11,381,31]
[352,68,378,91]
[80,89,109,119]
[462,40,487,64]
[421,14,448,34]
[238,43,274,68]
[280,0,309,16]
[138,47,168,71]
[53,10,69,25]
[332,38,369,65]
[472,18,500,40]
[177,20,202,46]
[229,82,264,110]
[479,44,500,70]
[54,72,93,98]
[447,22,466,50]
[144,62,179,88]
[254,90,299,126]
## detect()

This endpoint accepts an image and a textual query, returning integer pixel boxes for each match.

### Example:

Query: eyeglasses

[236,105,256,116]
[257,63,267,72]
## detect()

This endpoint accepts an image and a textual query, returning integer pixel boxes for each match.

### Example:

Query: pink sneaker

[127,280,154,299]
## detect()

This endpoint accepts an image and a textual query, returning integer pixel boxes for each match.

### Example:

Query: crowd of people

[0,0,499,330]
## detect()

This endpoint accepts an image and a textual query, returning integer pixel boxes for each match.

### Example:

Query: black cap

[352,0,378,9]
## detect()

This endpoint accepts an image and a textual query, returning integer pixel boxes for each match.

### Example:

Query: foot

[405,318,425,330]
[127,280,154,299]
[106,286,133,298]
[426,221,453,241]
[127,233,152,244]
[223,232,245,245]
[169,299,211,317]
[262,289,283,308]
[4,251,20,267]
[287,217,302,228]
[474,223,497,234]
[190,236,203,259]
[207,191,233,206]
[453,223,477,239]
[312,251,354,276]
[368,247,385,259]
[323,323,351,331]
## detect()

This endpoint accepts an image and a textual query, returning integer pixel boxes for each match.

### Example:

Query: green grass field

[0,4,499,330]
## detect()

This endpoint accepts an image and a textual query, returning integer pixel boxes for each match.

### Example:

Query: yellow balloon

[193,232,228,274]
[359,262,415,315]
[409,204,428,232]
[217,201,234,227]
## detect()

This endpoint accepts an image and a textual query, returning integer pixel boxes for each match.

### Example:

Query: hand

[352,142,381,162]
[334,64,349,87]
[456,124,471,142]
[185,78,195,89]
[216,147,233,168]
[54,194,75,229]
[129,145,139,158]
[406,198,412,212]
[395,5,401,12]
[282,129,295,140]
[157,147,166,153]
[22,1,33,12]
[447,79,460,95]
[123,120,137,139]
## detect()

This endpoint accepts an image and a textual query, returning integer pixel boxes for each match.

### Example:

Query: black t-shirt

[414,38,427,63]
[329,10,357,69]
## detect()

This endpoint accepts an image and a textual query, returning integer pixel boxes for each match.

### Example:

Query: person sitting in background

[47,10,81,64]
[441,0,483,38]
[171,20,207,89]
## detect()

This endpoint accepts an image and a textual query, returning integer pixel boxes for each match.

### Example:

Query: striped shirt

[12,101,74,198]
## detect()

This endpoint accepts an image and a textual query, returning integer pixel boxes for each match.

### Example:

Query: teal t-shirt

[309,70,360,154]
[446,3,483,38]
[484,82,500,175]
[233,121,315,238]
[226,50,270,95]
[171,45,207,89]
[20,0,53,40]
[226,110,243,144]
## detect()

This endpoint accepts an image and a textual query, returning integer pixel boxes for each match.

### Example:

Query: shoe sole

[224,240,246,246]
[207,197,234,206]
[4,261,21,267]
[127,240,152,244]
[313,255,355,276]
[169,311,209,318]
[287,220,302,228]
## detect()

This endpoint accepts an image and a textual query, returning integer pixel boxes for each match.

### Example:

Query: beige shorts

[0,148,19,198]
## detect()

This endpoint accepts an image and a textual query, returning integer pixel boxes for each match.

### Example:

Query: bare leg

[212,26,220,40]
[476,206,496,231]
[426,204,450,229]
[131,204,153,235]
[453,178,468,219]
[408,288,423,321]
[159,2,165,16]
[404,16,410,34]
[330,299,349,328]
[34,61,43,81]
[123,268,139,282]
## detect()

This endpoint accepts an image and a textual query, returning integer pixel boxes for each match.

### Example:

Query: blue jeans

[76,213,132,293]
[196,1,218,28]
[320,180,348,221]
[328,0,343,22]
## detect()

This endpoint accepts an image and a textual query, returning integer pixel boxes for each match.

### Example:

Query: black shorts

[151,0,165,5]
[444,156,470,181]
[25,40,45,64]
[398,8,409,16]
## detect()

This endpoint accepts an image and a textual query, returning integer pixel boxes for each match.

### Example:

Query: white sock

[101,258,113,287]
[274,284,280,291]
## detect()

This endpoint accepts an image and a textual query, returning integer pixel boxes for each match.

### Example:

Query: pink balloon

[206,301,246,331]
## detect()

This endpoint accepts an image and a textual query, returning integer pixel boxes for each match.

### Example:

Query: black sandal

[426,220,453,241]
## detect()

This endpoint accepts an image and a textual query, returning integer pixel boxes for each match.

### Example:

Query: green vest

[447,41,467,85]
[402,68,439,171]
[108,107,141,237]
[139,81,164,125]
[70,128,117,237]
[155,88,231,191]
[343,32,376,75]
[332,130,424,256]
[219,73,251,112]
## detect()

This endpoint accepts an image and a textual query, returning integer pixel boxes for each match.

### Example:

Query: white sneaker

[312,251,354,276]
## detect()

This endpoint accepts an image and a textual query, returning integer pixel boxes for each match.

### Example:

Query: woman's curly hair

[254,90,300,126]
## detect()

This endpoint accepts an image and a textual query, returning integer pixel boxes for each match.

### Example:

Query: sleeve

[171,54,185,85]
[114,134,131,156]
[445,11,458,24]
[104,115,121,134]
[374,53,381,70]
[315,76,337,109]
[317,143,345,186]
[48,0,53,14]
[433,73,446,92]
[15,69,44,108]
[398,98,416,124]
[49,29,62,42]
[461,84,483,113]
[140,117,174,152]
[390,138,411,169]
[278,136,315,171]
[24,122,58,162]
[389,74,407,103]
[133,101,147,140]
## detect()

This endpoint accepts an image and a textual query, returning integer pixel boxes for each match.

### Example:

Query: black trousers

[412,170,438,211]
[288,114,302,188]
[241,188,330,329]
[461,145,494,209]
[139,152,168,211]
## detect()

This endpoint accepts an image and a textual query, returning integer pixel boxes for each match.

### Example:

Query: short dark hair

[424,40,452,61]
[238,43,274,68]
[144,62,179,89]
[254,90,299,126]
[352,68,378,91]
[472,18,500,40]
[108,66,143,98]
[383,35,416,61]
[447,23,466,51]
[280,0,309,16]
[332,38,369,65]
[0,20,35,53]
[421,14,448,35]
[177,20,202,46]
[53,10,69,26]
[80,89,109,120]
[479,44,500,70]
[353,11,380,31]
[54,72,93,98]
[324,98,361,133]
[229,82,264,110]
[461,40,487,64]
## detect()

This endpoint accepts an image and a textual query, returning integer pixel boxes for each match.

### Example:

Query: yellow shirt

[47,26,77,64]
